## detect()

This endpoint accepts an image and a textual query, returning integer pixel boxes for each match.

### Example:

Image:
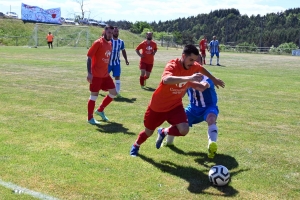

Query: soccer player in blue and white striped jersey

[164,75,220,159]
[108,27,129,97]
[209,36,221,66]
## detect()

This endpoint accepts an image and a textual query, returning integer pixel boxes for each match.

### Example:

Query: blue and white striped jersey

[209,40,219,54]
[187,78,218,108]
[109,38,125,66]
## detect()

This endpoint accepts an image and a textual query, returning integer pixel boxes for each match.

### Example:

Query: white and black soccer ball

[208,165,230,186]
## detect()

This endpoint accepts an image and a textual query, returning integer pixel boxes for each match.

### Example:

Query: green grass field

[0,46,299,200]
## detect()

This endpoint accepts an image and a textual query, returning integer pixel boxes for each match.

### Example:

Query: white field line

[0,179,59,200]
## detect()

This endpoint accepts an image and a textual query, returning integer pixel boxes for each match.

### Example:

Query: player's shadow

[139,154,239,196]
[99,94,137,103]
[142,87,156,92]
[94,121,135,135]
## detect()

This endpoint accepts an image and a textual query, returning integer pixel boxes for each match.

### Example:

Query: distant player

[164,75,219,159]
[86,25,117,125]
[108,26,129,97]
[209,36,221,66]
[199,36,208,65]
[46,32,54,49]
[135,32,157,88]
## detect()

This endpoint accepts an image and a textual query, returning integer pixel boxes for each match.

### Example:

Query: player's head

[146,32,153,40]
[113,26,119,39]
[49,32,51,34]
[203,35,207,39]
[103,25,114,41]
[213,36,216,40]
[181,44,199,70]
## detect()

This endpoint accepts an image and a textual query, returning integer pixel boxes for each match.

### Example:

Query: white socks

[208,124,218,144]
[115,80,121,94]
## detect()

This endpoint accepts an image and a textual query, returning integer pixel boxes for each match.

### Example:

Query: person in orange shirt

[130,44,225,157]
[135,32,157,88]
[199,35,208,64]
[46,32,54,49]
[86,25,117,125]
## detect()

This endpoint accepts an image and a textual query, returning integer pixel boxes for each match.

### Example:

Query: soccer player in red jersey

[86,25,117,125]
[199,35,208,64]
[135,32,157,88]
[46,32,54,49]
[130,44,225,156]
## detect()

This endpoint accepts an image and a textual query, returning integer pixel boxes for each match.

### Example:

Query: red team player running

[86,25,117,125]
[130,44,225,156]
[135,32,157,88]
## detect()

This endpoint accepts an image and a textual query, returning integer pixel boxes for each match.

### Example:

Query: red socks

[87,99,96,120]
[134,131,149,146]
[97,95,113,112]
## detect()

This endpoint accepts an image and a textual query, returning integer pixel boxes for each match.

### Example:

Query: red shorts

[200,49,206,56]
[89,76,115,92]
[144,105,188,130]
[139,62,154,72]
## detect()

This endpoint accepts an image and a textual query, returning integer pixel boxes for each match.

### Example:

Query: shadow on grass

[94,121,135,135]
[138,145,249,196]
[142,86,156,92]
[99,94,137,103]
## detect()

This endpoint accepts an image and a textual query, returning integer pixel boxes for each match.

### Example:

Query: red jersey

[47,34,54,42]
[149,58,204,112]
[136,40,157,64]
[87,37,112,78]
[199,39,207,51]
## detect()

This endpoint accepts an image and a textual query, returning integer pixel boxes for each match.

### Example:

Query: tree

[73,0,87,19]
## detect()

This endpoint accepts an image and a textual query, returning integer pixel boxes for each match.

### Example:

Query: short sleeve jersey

[47,34,54,42]
[109,38,125,66]
[87,37,112,78]
[199,39,207,50]
[209,40,219,54]
[149,58,204,112]
[136,40,157,64]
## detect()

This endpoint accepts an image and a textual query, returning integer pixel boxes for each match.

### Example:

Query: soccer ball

[208,165,230,186]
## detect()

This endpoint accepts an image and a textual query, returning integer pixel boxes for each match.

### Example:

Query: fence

[0,36,298,55]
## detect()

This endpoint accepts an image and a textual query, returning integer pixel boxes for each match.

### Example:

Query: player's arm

[121,49,129,65]
[162,73,203,85]
[190,81,210,92]
[86,57,93,83]
[198,66,225,89]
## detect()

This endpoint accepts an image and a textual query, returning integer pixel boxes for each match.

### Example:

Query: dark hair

[105,25,114,30]
[113,26,118,29]
[183,44,199,56]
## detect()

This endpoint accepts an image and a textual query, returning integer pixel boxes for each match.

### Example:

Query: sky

[0,0,298,22]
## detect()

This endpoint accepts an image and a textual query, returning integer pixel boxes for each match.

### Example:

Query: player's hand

[190,73,203,82]
[125,60,129,65]
[212,77,225,89]
[87,73,93,84]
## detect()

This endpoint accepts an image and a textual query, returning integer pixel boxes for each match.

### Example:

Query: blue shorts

[185,105,219,127]
[210,52,219,57]
[108,64,121,77]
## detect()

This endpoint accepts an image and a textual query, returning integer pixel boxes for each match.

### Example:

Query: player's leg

[205,108,219,158]
[139,62,146,88]
[216,52,220,66]
[130,107,166,156]
[48,42,50,49]
[51,42,53,49]
[95,76,117,121]
[87,78,101,125]
[112,64,121,96]
[202,50,206,64]
[156,105,189,149]
[164,106,199,146]
[210,52,214,65]
[144,63,153,87]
